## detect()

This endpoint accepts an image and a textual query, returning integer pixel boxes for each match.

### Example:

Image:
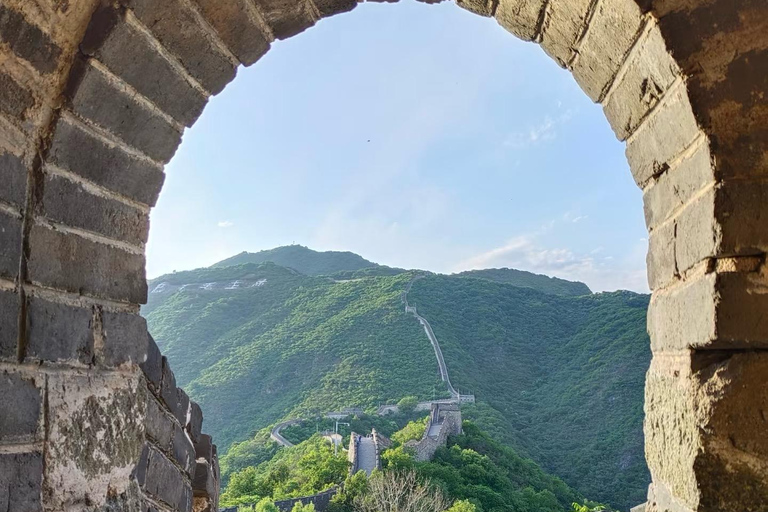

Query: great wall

[0,0,765,511]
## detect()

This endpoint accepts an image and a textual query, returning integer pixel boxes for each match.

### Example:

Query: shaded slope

[455,268,592,296]
[212,245,379,276]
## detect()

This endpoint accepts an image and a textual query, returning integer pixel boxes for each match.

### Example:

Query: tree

[291,503,316,512]
[397,396,419,414]
[354,470,449,512]
[382,446,416,471]
[254,499,279,512]
[446,500,478,512]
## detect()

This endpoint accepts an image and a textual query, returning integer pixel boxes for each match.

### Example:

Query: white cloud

[453,234,649,293]
[503,110,575,150]
[563,212,588,223]
[217,221,235,228]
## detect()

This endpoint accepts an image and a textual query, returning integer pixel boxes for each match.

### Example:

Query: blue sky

[146,0,649,292]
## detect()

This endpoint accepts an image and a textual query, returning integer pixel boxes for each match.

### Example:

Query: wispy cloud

[563,212,588,223]
[217,221,235,228]
[503,110,575,150]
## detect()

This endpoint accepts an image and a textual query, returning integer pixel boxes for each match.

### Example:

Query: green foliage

[146,251,651,509]
[220,435,347,507]
[382,446,416,471]
[254,498,279,512]
[290,503,315,512]
[391,417,428,445]
[454,268,591,296]
[447,500,478,512]
[397,396,419,414]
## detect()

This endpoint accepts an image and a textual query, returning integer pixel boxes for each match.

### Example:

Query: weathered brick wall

[0,1,766,511]
[139,334,220,512]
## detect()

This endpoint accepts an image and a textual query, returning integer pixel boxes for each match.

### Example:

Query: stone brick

[160,357,189,424]
[192,460,216,497]
[643,142,713,230]
[140,334,163,389]
[176,388,190,426]
[0,71,34,120]
[456,0,496,17]
[0,211,21,280]
[48,117,165,207]
[194,433,214,463]
[717,180,768,258]
[540,0,592,67]
[646,216,676,290]
[41,173,150,246]
[626,86,701,187]
[172,425,196,476]
[571,0,644,101]
[27,224,147,304]
[25,296,94,364]
[101,311,149,367]
[0,151,27,208]
[604,25,680,140]
[252,0,317,40]
[313,0,357,18]
[0,5,61,74]
[145,395,174,449]
[0,289,18,360]
[132,443,150,487]
[45,372,145,510]
[81,5,207,127]
[672,186,717,275]
[0,371,42,443]
[179,482,193,512]
[494,0,545,41]
[121,0,238,95]
[0,452,43,512]
[190,0,272,66]
[187,401,203,443]
[649,270,768,350]
[144,447,187,508]
[67,59,183,163]
[644,351,768,511]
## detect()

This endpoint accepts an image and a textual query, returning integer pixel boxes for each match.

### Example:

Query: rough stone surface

[26,296,94,364]
[644,351,768,511]
[540,0,592,67]
[190,0,272,66]
[101,310,149,367]
[0,151,27,208]
[121,0,238,95]
[172,425,196,476]
[143,447,188,509]
[313,0,357,18]
[47,117,165,207]
[82,7,208,127]
[0,371,42,443]
[188,401,203,443]
[45,372,145,510]
[27,224,148,304]
[604,25,680,140]
[626,85,701,187]
[192,460,216,498]
[0,211,21,280]
[145,394,174,448]
[648,270,768,350]
[0,70,34,120]
[67,59,183,163]
[140,334,163,389]
[194,434,214,463]
[252,0,317,40]
[0,4,62,74]
[40,173,149,246]
[494,0,545,41]
[0,451,44,512]
[643,142,713,230]
[0,289,18,360]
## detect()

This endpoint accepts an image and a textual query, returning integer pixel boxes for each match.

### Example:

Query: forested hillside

[212,245,380,276]
[454,268,592,296]
[144,247,651,510]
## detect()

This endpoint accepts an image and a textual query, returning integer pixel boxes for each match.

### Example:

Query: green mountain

[455,268,592,296]
[212,245,381,276]
[144,248,650,510]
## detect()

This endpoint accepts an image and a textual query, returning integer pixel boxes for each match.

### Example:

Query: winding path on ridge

[403,275,460,399]
[357,436,378,476]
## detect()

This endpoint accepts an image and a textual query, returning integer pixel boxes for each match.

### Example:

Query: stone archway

[0,0,766,511]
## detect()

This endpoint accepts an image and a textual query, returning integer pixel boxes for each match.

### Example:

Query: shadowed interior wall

[0,0,766,511]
